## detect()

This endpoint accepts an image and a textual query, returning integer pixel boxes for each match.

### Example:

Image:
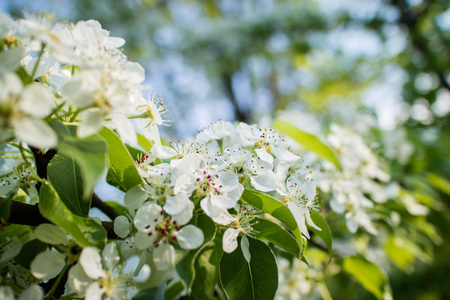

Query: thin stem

[8,142,33,154]
[30,44,46,80]
[18,143,42,183]
[44,262,70,300]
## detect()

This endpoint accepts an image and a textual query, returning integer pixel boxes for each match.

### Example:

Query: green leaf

[164,281,185,300]
[98,127,143,192]
[0,189,16,220]
[241,189,303,256]
[176,214,217,289]
[384,236,415,271]
[48,154,88,216]
[427,172,450,196]
[310,210,332,260]
[14,239,47,270]
[343,256,387,299]
[50,122,107,198]
[220,237,278,300]
[39,181,106,249]
[273,120,341,171]
[250,218,300,258]
[191,240,222,299]
[137,133,153,152]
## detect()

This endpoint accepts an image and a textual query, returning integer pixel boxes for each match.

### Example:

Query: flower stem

[18,143,42,183]
[30,44,46,80]
[44,262,70,300]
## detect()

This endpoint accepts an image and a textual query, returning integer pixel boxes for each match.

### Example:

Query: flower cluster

[0,12,167,149]
[115,120,321,271]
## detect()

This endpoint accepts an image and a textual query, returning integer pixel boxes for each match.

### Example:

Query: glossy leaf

[99,127,143,192]
[39,181,106,249]
[14,239,47,270]
[310,210,332,260]
[250,218,300,258]
[220,237,278,300]
[191,240,222,299]
[343,256,387,300]
[241,189,303,253]
[48,153,88,216]
[50,122,107,198]
[137,132,153,152]
[273,120,341,171]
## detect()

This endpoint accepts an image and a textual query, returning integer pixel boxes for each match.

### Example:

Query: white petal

[286,202,310,239]
[151,144,177,159]
[31,251,66,279]
[79,247,104,280]
[124,185,149,210]
[67,263,91,294]
[0,237,22,262]
[102,242,119,270]
[241,235,251,263]
[134,230,157,250]
[210,194,237,210]
[20,83,54,117]
[171,201,194,225]
[111,113,138,148]
[85,282,104,300]
[175,225,204,250]
[35,224,67,245]
[306,212,321,231]
[250,173,278,192]
[120,237,136,258]
[223,228,240,253]
[113,216,130,239]
[134,249,147,277]
[18,284,44,300]
[77,108,103,138]
[0,46,23,77]
[255,147,273,164]
[164,193,189,215]
[211,210,235,226]
[0,286,14,300]
[134,202,162,231]
[13,118,57,149]
[200,196,226,219]
[153,243,175,271]
[271,147,300,163]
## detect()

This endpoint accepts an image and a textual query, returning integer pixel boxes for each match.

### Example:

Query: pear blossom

[133,202,203,270]
[278,177,321,239]
[0,74,57,148]
[68,243,130,300]
[223,144,279,192]
[174,153,243,222]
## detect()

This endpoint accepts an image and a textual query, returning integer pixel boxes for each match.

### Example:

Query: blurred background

[2,0,449,299]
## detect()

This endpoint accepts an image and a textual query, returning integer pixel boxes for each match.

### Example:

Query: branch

[4,200,118,239]
[29,147,57,192]
[91,193,120,221]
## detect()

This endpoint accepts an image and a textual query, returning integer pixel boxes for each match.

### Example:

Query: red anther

[207,182,210,186]
[172,220,177,225]
[197,178,200,181]
[207,175,211,179]
[219,185,223,188]
[166,219,170,223]
[172,236,177,240]
[155,242,159,247]
[164,239,167,244]
[203,170,206,174]
[148,232,153,236]
[145,225,150,229]
[175,226,179,230]
[154,218,158,222]
[215,175,219,178]
[160,211,164,215]
[214,188,218,193]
